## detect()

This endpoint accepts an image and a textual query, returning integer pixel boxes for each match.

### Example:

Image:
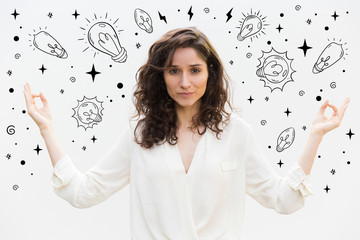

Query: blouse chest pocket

[221,160,238,172]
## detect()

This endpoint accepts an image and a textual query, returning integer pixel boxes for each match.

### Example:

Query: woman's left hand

[311,98,350,136]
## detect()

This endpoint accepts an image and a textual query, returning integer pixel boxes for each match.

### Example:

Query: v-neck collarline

[166,129,208,177]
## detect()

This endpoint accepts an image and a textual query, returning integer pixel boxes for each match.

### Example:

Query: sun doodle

[256,48,296,92]
[72,96,104,130]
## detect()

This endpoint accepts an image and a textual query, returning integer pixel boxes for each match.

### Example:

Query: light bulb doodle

[276,127,295,152]
[256,47,295,92]
[72,96,104,130]
[236,9,268,42]
[88,22,127,63]
[134,8,153,33]
[29,28,68,58]
[80,13,127,62]
[312,40,348,74]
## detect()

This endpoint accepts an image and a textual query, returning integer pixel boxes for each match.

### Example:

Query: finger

[39,92,48,107]
[318,99,329,115]
[23,90,30,109]
[327,103,338,117]
[338,98,350,121]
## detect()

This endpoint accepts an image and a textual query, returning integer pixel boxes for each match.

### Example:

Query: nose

[179,72,191,89]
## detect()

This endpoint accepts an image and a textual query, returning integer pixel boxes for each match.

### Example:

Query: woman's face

[163,47,209,112]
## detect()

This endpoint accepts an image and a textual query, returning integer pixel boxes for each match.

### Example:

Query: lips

[178,92,193,97]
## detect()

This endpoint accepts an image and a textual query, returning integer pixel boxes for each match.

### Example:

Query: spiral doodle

[299,90,305,96]
[246,52,252,58]
[204,7,210,14]
[6,125,15,135]
[70,77,76,83]
[15,53,21,59]
[13,185,19,191]
[260,120,267,126]
[295,5,301,11]
[330,82,336,89]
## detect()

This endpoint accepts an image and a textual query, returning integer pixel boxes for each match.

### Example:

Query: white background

[1,0,359,239]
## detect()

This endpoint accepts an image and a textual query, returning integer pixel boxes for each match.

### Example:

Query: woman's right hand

[23,82,53,131]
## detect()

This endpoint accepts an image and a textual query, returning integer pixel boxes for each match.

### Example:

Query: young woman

[23,27,350,239]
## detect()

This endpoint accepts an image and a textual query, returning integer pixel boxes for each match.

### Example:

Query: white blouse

[50,115,313,239]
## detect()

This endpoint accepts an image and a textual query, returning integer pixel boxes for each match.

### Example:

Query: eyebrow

[169,64,204,67]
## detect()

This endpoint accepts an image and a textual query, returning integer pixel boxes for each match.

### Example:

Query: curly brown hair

[131,27,235,149]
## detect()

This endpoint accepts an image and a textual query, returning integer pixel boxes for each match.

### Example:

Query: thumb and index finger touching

[318,98,350,121]
[23,82,48,108]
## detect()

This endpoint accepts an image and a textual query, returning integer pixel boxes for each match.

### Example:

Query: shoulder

[226,113,252,133]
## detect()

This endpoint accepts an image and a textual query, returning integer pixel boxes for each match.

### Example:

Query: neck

[175,102,200,130]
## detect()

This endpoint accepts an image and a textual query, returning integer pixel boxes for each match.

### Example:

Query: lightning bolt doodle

[188,6,194,21]
[226,7,233,22]
[158,11,167,24]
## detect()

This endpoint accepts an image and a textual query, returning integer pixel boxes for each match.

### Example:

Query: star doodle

[346,129,354,139]
[86,64,101,82]
[324,185,330,193]
[331,11,339,21]
[33,144,43,155]
[277,160,284,168]
[39,64,47,74]
[11,9,20,20]
[284,108,292,117]
[276,24,283,33]
[91,135,98,143]
[247,95,254,104]
[298,39,312,57]
[72,10,80,19]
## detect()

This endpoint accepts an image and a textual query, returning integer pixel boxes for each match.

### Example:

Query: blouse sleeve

[244,125,314,214]
[50,125,132,208]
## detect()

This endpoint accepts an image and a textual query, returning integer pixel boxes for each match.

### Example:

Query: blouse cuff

[287,162,314,197]
[50,155,77,189]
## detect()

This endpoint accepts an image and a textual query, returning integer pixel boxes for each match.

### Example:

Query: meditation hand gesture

[23,82,53,131]
[311,98,350,137]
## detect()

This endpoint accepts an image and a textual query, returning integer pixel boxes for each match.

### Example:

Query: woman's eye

[192,68,200,73]
[169,69,178,74]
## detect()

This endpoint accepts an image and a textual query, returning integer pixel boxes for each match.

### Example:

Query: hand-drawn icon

[260,120,267,126]
[204,8,210,14]
[226,8,233,23]
[256,47,295,92]
[158,11,167,24]
[246,52,252,58]
[6,125,15,135]
[70,77,76,82]
[72,96,104,130]
[13,184,19,191]
[188,6,194,21]
[276,127,295,152]
[88,22,127,63]
[299,90,305,96]
[80,14,127,62]
[236,9,268,42]
[330,82,336,89]
[295,5,301,11]
[312,40,348,74]
[31,30,68,58]
[134,8,153,33]
[15,53,21,59]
